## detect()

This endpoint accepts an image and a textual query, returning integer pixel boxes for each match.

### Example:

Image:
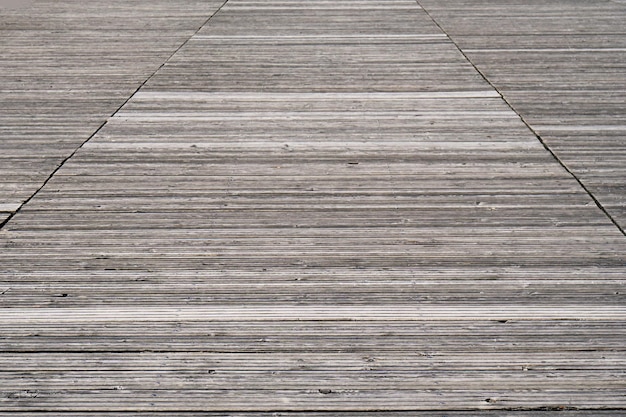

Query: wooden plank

[1,0,625,414]
[2,389,625,412]
[0,414,620,417]
[1,306,625,323]
[0,0,226,209]
[418,0,626,230]
[0,203,21,213]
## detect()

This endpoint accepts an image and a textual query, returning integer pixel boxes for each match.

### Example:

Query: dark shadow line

[415,0,626,237]
[0,0,231,231]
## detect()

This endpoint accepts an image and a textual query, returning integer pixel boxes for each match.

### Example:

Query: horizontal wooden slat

[1,306,625,323]
[1,0,625,414]
[0,0,226,207]
[418,0,626,229]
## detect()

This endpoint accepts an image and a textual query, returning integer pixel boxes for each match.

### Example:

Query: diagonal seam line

[415,0,626,238]
[0,0,231,231]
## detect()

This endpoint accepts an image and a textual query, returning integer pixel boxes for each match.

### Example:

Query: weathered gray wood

[418,0,626,230]
[1,0,625,414]
[0,0,226,210]
[0,414,620,417]
[3,389,625,411]
[0,413,620,417]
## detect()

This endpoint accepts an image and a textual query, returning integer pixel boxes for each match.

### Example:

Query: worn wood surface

[0,414,622,417]
[1,0,625,414]
[419,0,626,230]
[0,0,226,214]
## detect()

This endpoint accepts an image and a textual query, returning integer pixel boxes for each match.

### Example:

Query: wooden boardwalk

[1,0,625,414]
[421,0,626,231]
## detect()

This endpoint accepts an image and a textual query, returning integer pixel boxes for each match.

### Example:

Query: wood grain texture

[1,0,625,414]
[418,0,626,229]
[0,0,226,210]
[0,414,621,417]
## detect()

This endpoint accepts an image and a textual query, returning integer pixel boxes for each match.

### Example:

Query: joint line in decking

[415,0,626,238]
[0,0,231,232]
